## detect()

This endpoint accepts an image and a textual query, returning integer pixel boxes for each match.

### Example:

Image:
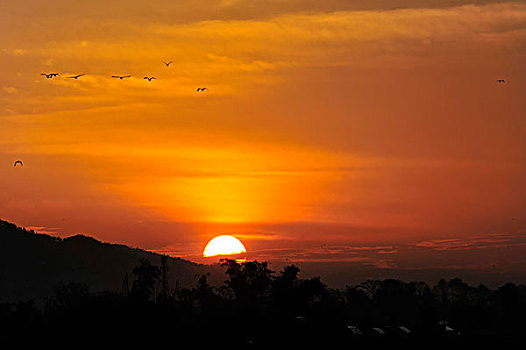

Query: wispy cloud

[26,225,61,235]
[415,232,526,251]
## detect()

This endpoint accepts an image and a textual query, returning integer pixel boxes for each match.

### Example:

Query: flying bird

[496,79,506,83]
[144,77,156,81]
[163,61,173,67]
[67,74,85,79]
[197,87,208,91]
[41,73,59,79]
[14,160,23,167]
[112,75,131,80]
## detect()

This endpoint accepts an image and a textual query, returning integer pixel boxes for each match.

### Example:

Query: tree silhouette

[221,259,274,301]
[345,285,373,324]
[374,279,420,326]
[131,258,160,302]
[357,279,382,299]
[275,264,300,289]
[271,264,301,318]
[493,282,525,330]
[47,282,90,311]
[192,273,221,313]
[1,256,525,343]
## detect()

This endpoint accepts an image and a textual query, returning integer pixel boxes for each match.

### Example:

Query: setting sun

[203,235,247,257]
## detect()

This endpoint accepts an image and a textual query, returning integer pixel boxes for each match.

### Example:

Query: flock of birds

[13,60,210,168]
[39,59,209,91]
[12,72,508,168]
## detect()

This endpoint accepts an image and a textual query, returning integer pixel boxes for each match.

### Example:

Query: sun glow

[203,235,247,257]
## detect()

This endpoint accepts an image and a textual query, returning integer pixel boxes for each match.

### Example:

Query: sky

[1,1,526,283]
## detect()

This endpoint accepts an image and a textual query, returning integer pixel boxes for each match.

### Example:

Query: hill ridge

[0,218,221,302]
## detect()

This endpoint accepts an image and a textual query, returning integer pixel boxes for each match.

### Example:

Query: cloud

[3,48,27,56]
[2,86,18,95]
[2,2,525,119]
[235,232,284,241]
[415,232,526,251]
[26,225,61,235]
[152,2,526,64]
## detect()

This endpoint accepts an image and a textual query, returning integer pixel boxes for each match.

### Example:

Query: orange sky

[1,1,525,273]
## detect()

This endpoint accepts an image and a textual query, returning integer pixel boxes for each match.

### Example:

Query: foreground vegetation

[1,258,525,344]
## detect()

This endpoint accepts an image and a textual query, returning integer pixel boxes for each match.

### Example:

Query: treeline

[1,258,525,344]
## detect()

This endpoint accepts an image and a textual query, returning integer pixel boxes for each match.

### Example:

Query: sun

[203,235,247,257]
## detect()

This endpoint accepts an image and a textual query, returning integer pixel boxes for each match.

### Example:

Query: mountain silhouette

[0,219,221,302]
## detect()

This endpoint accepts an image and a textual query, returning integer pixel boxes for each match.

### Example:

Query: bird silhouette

[163,61,173,67]
[112,75,131,80]
[496,79,506,83]
[197,87,208,91]
[67,74,85,79]
[14,160,23,167]
[144,77,156,81]
[41,73,59,79]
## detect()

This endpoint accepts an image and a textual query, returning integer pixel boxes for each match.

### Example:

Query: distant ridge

[0,219,221,302]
